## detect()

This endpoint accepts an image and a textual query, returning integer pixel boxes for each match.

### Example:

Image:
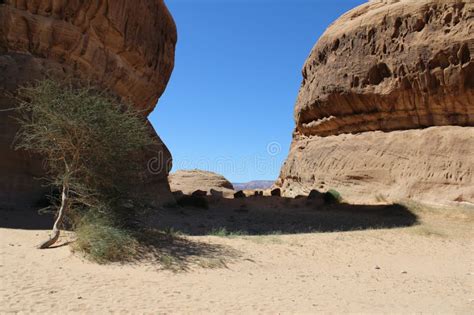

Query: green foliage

[73,219,139,263]
[209,227,248,237]
[14,79,156,260]
[163,226,186,238]
[15,79,154,224]
[323,189,342,204]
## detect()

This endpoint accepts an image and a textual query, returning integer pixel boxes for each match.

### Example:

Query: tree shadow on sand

[134,229,241,272]
[0,206,241,271]
[153,194,419,236]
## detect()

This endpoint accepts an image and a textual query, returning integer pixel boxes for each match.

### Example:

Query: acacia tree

[15,80,155,249]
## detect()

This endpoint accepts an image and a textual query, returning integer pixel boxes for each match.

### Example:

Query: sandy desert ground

[1,197,473,314]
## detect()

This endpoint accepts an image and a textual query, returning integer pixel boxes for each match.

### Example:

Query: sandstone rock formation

[277,0,474,205]
[296,0,473,136]
[169,170,235,198]
[279,126,473,204]
[0,0,177,208]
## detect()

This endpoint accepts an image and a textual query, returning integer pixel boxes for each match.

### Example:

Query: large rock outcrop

[277,0,474,205]
[169,170,235,198]
[0,0,177,209]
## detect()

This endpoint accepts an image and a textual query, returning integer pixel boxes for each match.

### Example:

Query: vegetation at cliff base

[324,189,343,204]
[15,79,154,262]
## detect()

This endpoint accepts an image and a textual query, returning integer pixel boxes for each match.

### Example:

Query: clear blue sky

[150,0,365,183]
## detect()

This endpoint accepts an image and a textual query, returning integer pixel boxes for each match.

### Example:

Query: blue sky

[150,0,365,183]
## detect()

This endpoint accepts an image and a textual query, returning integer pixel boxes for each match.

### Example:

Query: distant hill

[232,180,274,191]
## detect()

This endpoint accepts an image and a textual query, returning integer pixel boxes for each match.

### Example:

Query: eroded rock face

[296,0,473,137]
[0,0,177,208]
[0,0,177,111]
[277,0,474,205]
[169,170,235,198]
[278,126,474,204]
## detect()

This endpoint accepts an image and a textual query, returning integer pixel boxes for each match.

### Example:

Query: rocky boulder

[169,170,235,198]
[277,0,474,205]
[0,0,177,208]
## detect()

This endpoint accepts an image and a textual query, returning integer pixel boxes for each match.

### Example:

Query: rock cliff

[277,0,474,205]
[296,0,473,136]
[0,0,177,208]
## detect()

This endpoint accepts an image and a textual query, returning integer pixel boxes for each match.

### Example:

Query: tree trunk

[38,181,69,249]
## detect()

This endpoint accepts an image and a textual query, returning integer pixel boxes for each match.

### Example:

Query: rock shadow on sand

[153,194,419,236]
[0,207,54,230]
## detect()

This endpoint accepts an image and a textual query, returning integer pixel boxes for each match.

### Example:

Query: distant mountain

[232,180,275,191]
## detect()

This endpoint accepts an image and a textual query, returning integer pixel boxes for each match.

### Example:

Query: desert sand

[1,197,473,314]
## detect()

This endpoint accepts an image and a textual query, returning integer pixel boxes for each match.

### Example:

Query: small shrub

[163,227,186,238]
[159,254,180,270]
[323,189,342,204]
[209,227,247,237]
[209,227,228,237]
[73,221,138,263]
